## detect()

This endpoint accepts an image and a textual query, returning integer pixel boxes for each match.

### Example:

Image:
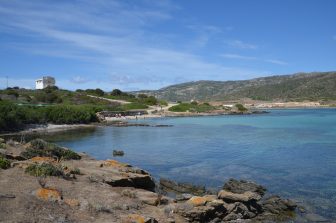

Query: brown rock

[218,190,261,203]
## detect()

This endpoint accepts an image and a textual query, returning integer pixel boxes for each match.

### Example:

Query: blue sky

[0,0,335,91]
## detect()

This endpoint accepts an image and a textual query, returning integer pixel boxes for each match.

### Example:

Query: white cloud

[0,0,268,90]
[221,54,257,60]
[221,54,287,66]
[264,59,287,65]
[226,40,258,50]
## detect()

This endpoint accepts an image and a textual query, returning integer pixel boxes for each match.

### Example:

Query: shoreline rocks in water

[0,138,300,222]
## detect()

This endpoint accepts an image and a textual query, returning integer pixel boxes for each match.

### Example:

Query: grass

[21,139,81,160]
[120,102,148,110]
[25,163,63,177]
[0,156,10,169]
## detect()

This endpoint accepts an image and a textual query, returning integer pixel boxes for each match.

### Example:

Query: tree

[111,89,123,96]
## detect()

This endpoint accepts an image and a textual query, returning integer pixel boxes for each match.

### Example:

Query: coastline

[0,138,300,222]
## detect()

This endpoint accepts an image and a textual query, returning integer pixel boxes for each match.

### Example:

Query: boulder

[135,190,168,206]
[218,190,261,203]
[262,195,297,214]
[187,196,208,207]
[159,178,206,195]
[223,202,257,221]
[223,179,266,196]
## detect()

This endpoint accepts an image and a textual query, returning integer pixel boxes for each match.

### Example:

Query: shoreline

[2,106,334,136]
[0,138,302,222]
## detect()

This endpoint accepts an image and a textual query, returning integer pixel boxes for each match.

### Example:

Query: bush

[168,102,215,113]
[235,104,248,112]
[22,139,81,160]
[121,103,148,110]
[25,163,63,177]
[0,156,10,169]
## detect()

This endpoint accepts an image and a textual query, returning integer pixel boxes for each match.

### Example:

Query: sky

[0,0,335,91]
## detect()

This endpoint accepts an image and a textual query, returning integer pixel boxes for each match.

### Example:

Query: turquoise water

[50,109,336,219]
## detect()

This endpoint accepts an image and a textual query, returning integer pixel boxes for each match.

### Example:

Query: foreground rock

[0,139,300,222]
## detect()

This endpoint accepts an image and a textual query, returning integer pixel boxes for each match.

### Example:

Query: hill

[135,72,336,102]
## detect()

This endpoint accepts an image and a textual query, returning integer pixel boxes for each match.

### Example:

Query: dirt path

[87,95,131,104]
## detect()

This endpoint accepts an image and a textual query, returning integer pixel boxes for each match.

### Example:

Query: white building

[35,76,56,89]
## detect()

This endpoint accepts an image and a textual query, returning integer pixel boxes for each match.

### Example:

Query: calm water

[48,109,336,220]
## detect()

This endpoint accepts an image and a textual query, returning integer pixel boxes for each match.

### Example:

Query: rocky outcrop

[159,178,207,196]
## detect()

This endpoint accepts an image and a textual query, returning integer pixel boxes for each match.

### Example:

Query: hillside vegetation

[0,87,165,132]
[137,72,336,102]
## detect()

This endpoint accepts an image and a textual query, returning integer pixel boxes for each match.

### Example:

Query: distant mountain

[135,72,336,102]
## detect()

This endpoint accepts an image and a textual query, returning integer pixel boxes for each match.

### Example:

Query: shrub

[22,139,81,160]
[235,104,248,112]
[25,163,63,177]
[0,156,10,169]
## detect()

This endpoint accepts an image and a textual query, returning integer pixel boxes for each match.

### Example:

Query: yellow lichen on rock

[103,160,129,168]
[36,188,61,201]
[122,214,145,223]
[30,156,55,163]
[187,196,207,206]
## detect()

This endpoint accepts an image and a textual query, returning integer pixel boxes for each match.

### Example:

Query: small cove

[43,109,336,220]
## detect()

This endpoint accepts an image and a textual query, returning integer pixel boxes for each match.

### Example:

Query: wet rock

[223,179,266,196]
[159,178,207,196]
[176,193,193,201]
[262,195,297,214]
[223,202,257,220]
[113,150,125,157]
[218,190,261,203]
[304,213,329,222]
[34,188,62,202]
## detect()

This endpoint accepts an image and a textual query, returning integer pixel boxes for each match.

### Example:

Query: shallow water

[48,109,336,220]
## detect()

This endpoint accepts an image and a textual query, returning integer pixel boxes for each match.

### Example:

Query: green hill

[136,72,336,102]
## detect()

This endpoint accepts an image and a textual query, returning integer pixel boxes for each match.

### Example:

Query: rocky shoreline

[0,138,302,223]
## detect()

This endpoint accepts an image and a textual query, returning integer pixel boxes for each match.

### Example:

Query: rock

[187,196,207,207]
[177,202,227,222]
[64,198,80,207]
[223,179,266,196]
[136,190,161,206]
[159,178,207,195]
[176,193,193,201]
[121,214,158,223]
[113,150,125,157]
[35,188,62,202]
[304,213,329,222]
[218,190,261,203]
[103,159,131,168]
[223,202,256,221]
[262,195,297,214]
[102,173,156,191]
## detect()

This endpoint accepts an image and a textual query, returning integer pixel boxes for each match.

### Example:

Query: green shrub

[168,102,215,113]
[0,156,10,169]
[235,104,248,112]
[25,163,63,177]
[22,139,81,160]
